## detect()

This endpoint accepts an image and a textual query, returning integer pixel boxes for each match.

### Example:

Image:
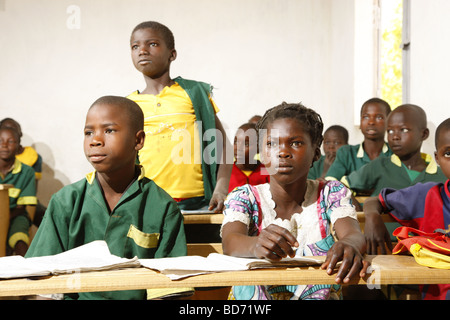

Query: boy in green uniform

[341,104,447,196]
[326,98,393,182]
[26,96,188,300]
[0,127,37,256]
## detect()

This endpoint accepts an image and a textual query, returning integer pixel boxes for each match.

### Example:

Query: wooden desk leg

[0,188,11,257]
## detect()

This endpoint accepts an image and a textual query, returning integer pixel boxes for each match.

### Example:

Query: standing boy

[127,21,232,213]
[26,96,188,300]
[363,118,450,299]
[0,127,36,256]
[326,98,392,182]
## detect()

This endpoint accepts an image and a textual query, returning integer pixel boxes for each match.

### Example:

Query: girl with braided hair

[221,102,369,300]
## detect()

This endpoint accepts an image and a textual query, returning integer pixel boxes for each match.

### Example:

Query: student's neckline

[137,81,178,96]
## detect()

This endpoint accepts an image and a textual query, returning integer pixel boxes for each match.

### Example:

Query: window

[379,0,405,108]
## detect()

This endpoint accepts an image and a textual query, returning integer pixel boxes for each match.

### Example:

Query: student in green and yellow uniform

[26,96,189,300]
[325,98,393,182]
[0,127,37,256]
[341,104,447,196]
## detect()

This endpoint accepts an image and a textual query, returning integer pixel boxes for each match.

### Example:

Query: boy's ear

[135,130,146,151]
[435,150,440,167]
[421,128,430,141]
[169,49,177,62]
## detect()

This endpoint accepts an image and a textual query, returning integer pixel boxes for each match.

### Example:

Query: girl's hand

[321,239,370,284]
[253,224,299,261]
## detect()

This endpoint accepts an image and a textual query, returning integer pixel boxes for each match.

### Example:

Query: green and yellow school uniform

[0,159,37,248]
[325,142,392,181]
[26,167,187,300]
[341,153,447,196]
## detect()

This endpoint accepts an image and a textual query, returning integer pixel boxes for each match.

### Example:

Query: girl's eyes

[266,141,302,147]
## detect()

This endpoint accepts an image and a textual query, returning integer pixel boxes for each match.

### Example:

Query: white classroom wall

[0,0,447,205]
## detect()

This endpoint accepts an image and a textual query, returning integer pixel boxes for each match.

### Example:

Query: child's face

[261,118,320,185]
[435,128,450,179]
[84,104,142,175]
[387,110,428,159]
[130,28,176,79]
[234,128,258,167]
[323,130,346,158]
[360,103,388,140]
[0,129,19,162]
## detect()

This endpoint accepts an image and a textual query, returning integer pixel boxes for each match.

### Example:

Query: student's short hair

[325,125,349,144]
[393,104,428,130]
[0,126,20,142]
[131,21,175,50]
[90,96,144,133]
[435,118,450,149]
[361,98,391,116]
[256,102,324,148]
[0,118,22,137]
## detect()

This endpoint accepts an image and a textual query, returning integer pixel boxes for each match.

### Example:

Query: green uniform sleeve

[342,161,377,194]
[25,195,68,257]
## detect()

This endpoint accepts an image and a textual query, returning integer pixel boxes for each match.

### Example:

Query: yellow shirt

[127,83,219,199]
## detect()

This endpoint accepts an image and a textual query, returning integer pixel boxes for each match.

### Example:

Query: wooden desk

[0,255,448,297]
[0,185,12,257]
[183,213,224,225]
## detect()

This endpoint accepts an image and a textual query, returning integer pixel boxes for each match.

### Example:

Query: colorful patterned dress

[221,179,357,300]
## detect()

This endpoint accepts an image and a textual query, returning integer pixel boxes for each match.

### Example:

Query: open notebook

[0,240,322,280]
[0,241,140,279]
[140,253,323,280]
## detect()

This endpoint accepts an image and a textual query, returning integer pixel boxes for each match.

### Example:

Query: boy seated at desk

[0,127,37,256]
[364,117,450,300]
[325,98,392,182]
[25,96,188,300]
[341,104,446,196]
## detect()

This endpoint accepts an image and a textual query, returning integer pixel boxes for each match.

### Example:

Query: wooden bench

[182,212,224,256]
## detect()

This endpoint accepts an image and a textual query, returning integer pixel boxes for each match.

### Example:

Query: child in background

[326,98,392,182]
[0,118,45,226]
[0,118,43,183]
[0,127,36,256]
[308,125,348,181]
[221,102,368,300]
[341,104,446,196]
[127,21,232,213]
[26,96,188,300]
[363,118,450,300]
[228,122,269,193]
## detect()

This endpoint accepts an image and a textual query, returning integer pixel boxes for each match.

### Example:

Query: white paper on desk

[139,253,322,280]
[180,209,215,215]
[0,240,140,279]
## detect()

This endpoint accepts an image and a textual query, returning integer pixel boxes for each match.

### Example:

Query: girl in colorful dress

[221,102,369,300]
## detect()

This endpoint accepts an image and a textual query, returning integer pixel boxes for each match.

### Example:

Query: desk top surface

[0,254,449,297]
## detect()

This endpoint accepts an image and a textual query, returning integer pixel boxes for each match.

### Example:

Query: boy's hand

[321,239,370,284]
[364,213,393,254]
[208,192,226,213]
[253,224,299,261]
